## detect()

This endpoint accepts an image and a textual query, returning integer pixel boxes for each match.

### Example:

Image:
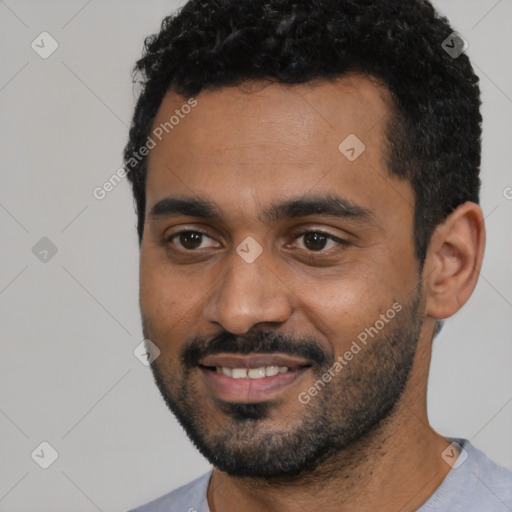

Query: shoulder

[127,471,212,512]
[464,439,512,497]
[420,439,512,512]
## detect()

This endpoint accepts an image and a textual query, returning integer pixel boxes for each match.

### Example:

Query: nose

[203,247,293,334]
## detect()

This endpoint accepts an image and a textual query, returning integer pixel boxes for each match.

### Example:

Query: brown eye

[293,231,348,252]
[167,230,218,251]
[303,232,329,251]
[178,231,204,250]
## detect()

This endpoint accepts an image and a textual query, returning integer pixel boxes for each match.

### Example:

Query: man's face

[140,76,424,478]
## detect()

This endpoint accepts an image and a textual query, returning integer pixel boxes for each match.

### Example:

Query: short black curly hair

[123,0,481,262]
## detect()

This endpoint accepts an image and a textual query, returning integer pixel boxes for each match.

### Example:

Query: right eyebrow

[148,196,223,221]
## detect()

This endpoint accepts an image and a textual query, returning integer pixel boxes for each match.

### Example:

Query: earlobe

[424,202,485,320]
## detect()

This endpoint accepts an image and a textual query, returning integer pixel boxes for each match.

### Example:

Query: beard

[144,290,422,480]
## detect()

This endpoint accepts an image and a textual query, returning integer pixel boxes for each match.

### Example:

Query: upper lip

[199,353,311,371]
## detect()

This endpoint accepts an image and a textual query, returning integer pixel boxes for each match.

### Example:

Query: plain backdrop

[0,1,511,511]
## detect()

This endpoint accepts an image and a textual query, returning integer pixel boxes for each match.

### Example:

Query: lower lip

[199,367,310,403]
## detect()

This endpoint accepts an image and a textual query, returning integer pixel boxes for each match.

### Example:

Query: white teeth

[265,366,280,377]
[248,367,266,379]
[231,368,248,379]
[215,366,290,379]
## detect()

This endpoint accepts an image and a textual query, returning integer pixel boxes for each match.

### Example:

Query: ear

[423,202,486,320]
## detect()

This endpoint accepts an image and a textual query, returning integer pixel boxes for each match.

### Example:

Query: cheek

[297,277,385,342]
[139,253,181,344]
[287,256,413,347]
[139,251,212,351]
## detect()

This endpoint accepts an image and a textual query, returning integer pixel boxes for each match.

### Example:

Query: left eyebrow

[261,194,375,223]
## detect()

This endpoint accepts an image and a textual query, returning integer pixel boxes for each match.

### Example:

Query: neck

[208,417,449,511]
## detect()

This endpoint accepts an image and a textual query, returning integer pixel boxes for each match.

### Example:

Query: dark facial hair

[145,292,422,479]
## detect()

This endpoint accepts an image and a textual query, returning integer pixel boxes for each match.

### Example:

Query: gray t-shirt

[128,439,512,511]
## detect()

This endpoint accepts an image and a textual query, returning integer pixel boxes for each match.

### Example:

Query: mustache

[181,330,332,370]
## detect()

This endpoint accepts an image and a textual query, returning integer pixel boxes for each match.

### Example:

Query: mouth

[198,353,312,403]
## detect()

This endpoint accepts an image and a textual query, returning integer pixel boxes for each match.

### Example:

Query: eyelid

[290,229,349,251]
[164,228,220,250]
[163,226,349,253]
[293,228,348,242]
[165,227,210,240]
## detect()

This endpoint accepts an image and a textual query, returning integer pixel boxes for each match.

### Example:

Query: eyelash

[165,229,349,253]
[165,229,214,250]
[292,230,349,252]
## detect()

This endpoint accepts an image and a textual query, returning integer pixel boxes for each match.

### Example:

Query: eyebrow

[148,194,374,223]
[262,195,373,223]
[149,196,222,220]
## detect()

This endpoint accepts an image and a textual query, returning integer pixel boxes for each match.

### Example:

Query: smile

[213,366,289,379]
[198,354,312,402]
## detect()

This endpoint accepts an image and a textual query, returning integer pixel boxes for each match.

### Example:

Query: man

[124,0,512,510]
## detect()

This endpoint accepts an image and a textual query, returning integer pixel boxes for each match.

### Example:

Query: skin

[139,75,485,512]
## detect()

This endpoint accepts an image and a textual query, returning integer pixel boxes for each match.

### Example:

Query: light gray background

[0,1,511,510]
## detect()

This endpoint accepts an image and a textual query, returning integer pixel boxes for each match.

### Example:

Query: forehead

[145,75,411,221]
